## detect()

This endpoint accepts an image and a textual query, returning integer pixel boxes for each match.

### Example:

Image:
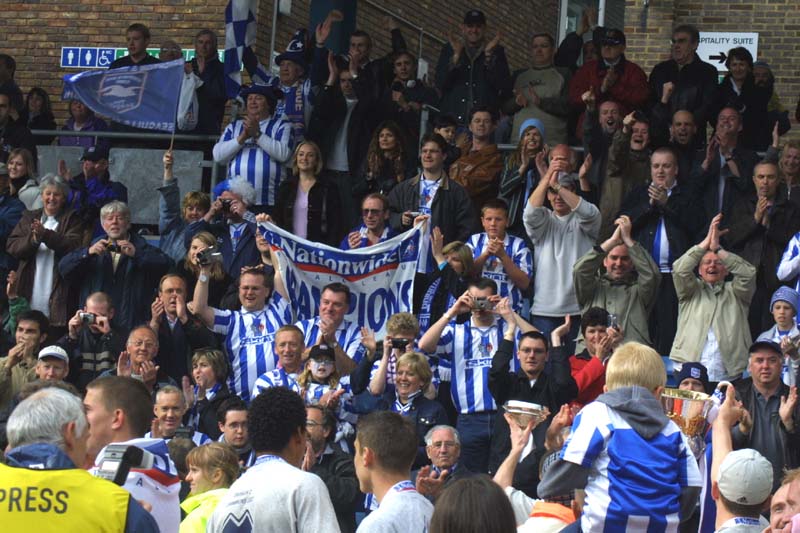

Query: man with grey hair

[1,387,159,531]
[59,200,171,331]
[412,425,473,502]
[186,176,261,277]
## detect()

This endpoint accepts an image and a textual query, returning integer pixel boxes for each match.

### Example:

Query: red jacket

[568,57,649,139]
[569,351,606,407]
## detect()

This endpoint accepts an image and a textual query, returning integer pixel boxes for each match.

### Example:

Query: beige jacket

[670,245,756,375]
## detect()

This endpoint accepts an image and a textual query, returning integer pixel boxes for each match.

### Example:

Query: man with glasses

[649,24,719,148]
[103,325,176,394]
[192,264,291,400]
[488,318,577,496]
[303,404,360,533]
[341,193,396,250]
[413,425,473,502]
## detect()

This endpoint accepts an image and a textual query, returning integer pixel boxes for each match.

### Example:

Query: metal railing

[30,129,222,184]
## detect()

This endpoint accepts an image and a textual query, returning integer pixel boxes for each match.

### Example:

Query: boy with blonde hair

[538,342,702,532]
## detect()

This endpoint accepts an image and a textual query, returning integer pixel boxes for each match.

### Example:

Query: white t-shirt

[207,454,340,533]
[357,480,433,533]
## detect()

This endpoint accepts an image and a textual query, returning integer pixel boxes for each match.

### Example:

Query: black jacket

[388,173,476,244]
[715,76,772,151]
[620,181,704,260]
[188,56,226,135]
[377,390,448,470]
[273,176,345,247]
[60,327,127,392]
[0,117,37,163]
[309,447,360,533]
[58,232,172,332]
[649,55,719,144]
[191,383,231,441]
[154,313,218,385]
[488,339,578,496]
[307,77,385,175]
[688,146,758,233]
[733,378,800,491]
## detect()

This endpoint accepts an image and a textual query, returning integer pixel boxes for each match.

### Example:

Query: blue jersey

[251,70,313,143]
[562,401,702,533]
[212,115,293,207]
[466,232,533,311]
[251,367,301,400]
[435,318,518,414]
[777,231,800,294]
[296,318,366,363]
[213,293,292,400]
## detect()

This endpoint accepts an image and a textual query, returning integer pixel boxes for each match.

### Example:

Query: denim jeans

[456,411,496,473]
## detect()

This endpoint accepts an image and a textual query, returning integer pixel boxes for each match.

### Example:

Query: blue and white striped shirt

[251,368,301,400]
[562,399,701,533]
[213,293,293,400]
[466,232,533,311]
[436,317,518,414]
[212,115,293,207]
[250,71,313,143]
[777,231,800,294]
[295,318,366,363]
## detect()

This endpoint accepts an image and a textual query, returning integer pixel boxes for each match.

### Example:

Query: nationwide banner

[259,221,422,336]
[62,59,184,132]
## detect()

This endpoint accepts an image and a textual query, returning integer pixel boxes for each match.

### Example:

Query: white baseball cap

[717,448,773,505]
[37,345,69,364]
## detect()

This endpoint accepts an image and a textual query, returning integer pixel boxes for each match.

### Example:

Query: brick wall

[3,0,558,125]
[624,0,800,139]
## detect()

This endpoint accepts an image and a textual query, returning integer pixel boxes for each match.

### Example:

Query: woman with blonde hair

[273,140,344,246]
[180,442,240,533]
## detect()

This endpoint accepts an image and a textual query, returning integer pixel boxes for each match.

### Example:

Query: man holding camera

[60,291,125,391]
[186,177,261,278]
[59,201,171,332]
[1,387,158,532]
[418,279,536,473]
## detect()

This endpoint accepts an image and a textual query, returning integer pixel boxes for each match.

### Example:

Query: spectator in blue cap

[498,118,547,241]
[756,286,800,387]
[676,362,710,394]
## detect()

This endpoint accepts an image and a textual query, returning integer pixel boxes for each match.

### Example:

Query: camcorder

[79,312,96,325]
[94,444,155,485]
[196,246,223,267]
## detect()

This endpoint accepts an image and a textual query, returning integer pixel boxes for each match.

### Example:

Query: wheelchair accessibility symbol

[98,48,116,68]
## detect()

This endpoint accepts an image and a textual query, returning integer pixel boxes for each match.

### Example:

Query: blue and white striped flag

[224,0,259,98]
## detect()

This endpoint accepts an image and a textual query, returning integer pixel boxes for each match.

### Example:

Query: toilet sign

[697,32,759,72]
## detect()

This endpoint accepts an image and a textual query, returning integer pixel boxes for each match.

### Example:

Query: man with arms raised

[193,264,291,400]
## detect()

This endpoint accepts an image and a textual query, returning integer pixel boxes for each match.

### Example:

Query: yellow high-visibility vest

[0,462,129,532]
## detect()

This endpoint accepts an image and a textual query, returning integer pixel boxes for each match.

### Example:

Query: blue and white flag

[259,222,423,337]
[224,0,260,98]
[62,59,183,132]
